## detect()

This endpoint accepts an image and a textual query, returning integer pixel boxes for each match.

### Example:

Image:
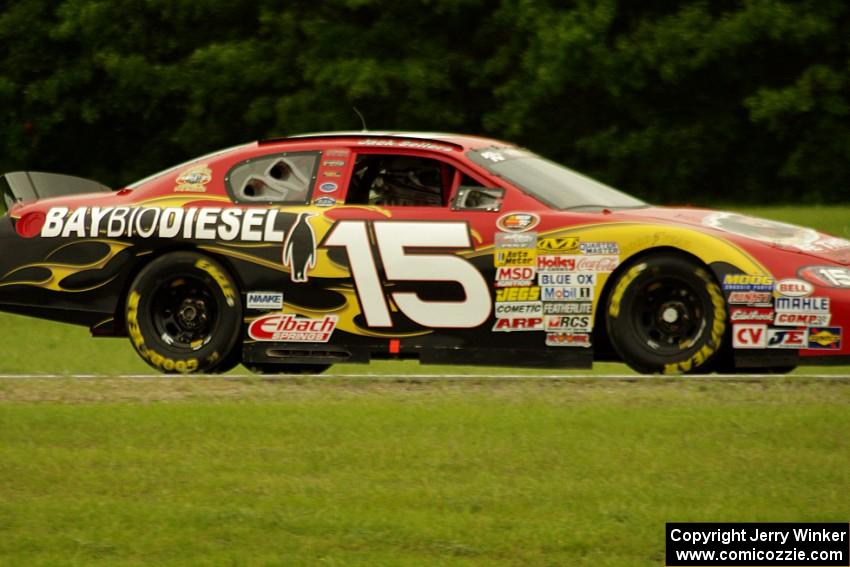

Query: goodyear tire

[606,254,727,374]
[126,252,242,374]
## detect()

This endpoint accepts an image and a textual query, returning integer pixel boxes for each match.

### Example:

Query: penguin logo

[282,212,318,283]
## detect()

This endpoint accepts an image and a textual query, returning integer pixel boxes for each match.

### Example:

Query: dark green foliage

[1,0,848,203]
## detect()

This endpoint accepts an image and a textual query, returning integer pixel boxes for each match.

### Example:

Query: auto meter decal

[798,266,850,288]
[496,212,539,233]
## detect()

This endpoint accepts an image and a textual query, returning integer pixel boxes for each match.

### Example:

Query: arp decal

[798,266,850,289]
[492,317,543,332]
[766,328,807,349]
[807,327,842,350]
[732,324,767,349]
[496,212,540,233]
[282,212,318,283]
[248,314,338,342]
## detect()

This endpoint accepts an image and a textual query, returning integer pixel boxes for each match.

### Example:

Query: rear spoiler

[1,171,112,213]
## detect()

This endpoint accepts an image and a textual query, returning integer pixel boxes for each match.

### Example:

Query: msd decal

[767,328,807,349]
[732,324,767,349]
[248,314,338,342]
[495,266,536,287]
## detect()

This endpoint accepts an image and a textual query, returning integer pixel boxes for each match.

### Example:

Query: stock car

[1,131,849,375]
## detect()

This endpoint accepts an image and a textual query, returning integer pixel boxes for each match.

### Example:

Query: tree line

[1,0,848,204]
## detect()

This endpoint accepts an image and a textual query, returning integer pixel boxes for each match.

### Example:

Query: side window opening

[346,154,451,207]
[452,173,504,211]
[226,152,318,204]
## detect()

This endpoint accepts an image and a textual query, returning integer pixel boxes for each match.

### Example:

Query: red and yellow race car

[1,132,848,374]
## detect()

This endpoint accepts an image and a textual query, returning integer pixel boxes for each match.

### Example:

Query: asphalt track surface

[1,373,849,381]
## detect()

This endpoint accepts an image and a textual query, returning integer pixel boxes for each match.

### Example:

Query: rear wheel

[606,254,727,374]
[126,252,242,374]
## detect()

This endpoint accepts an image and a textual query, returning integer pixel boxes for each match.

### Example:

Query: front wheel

[125,252,243,374]
[606,254,727,374]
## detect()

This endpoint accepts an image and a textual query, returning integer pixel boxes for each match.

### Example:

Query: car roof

[262,131,513,151]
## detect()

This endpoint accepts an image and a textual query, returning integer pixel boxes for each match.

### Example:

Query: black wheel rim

[632,275,707,355]
[150,275,218,351]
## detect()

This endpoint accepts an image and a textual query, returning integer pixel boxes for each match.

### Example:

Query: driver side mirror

[452,186,504,211]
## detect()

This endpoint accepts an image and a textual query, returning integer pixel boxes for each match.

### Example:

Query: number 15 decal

[323,221,491,328]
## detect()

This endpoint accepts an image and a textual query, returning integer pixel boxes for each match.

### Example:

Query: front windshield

[468,147,646,210]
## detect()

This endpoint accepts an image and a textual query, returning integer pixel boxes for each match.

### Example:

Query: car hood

[614,206,850,266]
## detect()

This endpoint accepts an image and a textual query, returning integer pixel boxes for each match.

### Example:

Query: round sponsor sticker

[319,182,338,193]
[496,212,540,233]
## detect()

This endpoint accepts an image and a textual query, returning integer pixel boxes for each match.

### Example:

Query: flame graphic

[0,239,133,292]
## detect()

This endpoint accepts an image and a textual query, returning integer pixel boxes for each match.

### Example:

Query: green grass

[1,378,849,566]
